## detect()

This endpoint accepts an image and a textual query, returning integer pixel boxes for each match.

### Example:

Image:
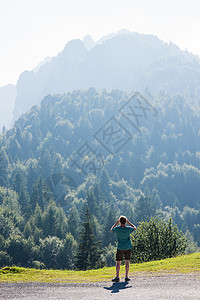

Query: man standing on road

[111,215,136,282]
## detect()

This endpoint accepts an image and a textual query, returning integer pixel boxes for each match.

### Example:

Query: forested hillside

[0,88,199,269]
[13,31,200,121]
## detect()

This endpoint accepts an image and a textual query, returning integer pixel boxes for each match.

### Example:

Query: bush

[131,218,187,263]
[0,251,13,267]
[102,244,116,267]
[31,260,45,269]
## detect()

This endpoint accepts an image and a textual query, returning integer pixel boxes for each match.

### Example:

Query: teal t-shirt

[112,226,134,250]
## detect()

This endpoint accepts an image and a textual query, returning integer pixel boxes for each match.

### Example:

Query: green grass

[0,252,200,283]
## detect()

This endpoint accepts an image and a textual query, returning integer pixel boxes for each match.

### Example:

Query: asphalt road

[0,274,200,300]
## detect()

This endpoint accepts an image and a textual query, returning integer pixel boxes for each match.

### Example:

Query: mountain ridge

[12,31,200,122]
[1,30,200,132]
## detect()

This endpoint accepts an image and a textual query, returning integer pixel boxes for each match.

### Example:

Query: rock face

[10,30,200,123]
[0,84,17,131]
[13,39,87,122]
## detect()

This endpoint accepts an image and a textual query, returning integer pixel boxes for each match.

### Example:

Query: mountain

[82,35,95,50]
[33,56,52,73]
[13,39,87,121]
[0,89,200,267]
[0,84,17,131]
[12,31,200,122]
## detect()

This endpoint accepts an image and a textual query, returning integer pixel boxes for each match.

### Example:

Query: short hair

[120,216,126,224]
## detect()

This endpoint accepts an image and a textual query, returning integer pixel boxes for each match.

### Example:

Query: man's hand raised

[111,219,120,232]
[126,219,136,230]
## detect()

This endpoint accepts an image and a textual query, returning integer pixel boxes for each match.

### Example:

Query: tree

[5,234,33,266]
[94,181,105,198]
[30,176,51,211]
[86,190,99,217]
[42,200,68,238]
[134,196,155,224]
[57,233,77,269]
[12,170,31,219]
[0,251,13,267]
[131,218,187,263]
[75,207,103,270]
[67,207,81,240]
[43,201,59,237]
[39,147,53,178]
[99,169,110,199]
[102,204,117,247]
[0,205,22,239]
[26,159,40,193]
[54,206,68,239]
[33,204,43,229]
[102,243,116,267]
[0,148,10,187]
[39,236,63,269]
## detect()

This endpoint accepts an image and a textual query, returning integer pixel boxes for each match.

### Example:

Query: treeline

[0,89,200,269]
[0,183,187,269]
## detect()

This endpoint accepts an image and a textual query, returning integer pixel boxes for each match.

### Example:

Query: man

[111,215,136,282]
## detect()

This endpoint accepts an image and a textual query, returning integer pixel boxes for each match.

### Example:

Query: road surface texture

[0,274,200,300]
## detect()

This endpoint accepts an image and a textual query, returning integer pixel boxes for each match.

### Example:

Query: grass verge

[0,252,199,283]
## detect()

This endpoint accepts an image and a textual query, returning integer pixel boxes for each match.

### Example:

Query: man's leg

[125,260,130,277]
[112,260,121,282]
[124,250,131,280]
[116,260,121,277]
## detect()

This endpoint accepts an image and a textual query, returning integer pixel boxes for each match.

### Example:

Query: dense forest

[0,88,199,269]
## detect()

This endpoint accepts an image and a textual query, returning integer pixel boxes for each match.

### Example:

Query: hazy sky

[0,0,200,87]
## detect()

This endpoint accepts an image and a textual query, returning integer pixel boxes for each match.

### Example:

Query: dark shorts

[116,249,131,261]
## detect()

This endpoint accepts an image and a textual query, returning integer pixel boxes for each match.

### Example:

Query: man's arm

[111,219,120,232]
[126,219,136,230]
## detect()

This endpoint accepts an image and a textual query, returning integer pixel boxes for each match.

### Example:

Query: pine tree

[52,153,64,174]
[57,233,77,269]
[30,176,51,211]
[43,200,58,237]
[75,207,103,270]
[39,148,52,178]
[12,170,31,219]
[93,182,103,201]
[26,159,40,193]
[99,169,110,198]
[86,190,99,217]
[102,204,117,247]
[54,206,68,239]
[134,195,155,224]
[33,204,43,229]
[0,148,10,187]
[67,207,80,240]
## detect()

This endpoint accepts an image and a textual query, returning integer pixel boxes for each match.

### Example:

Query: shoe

[125,276,130,281]
[112,276,119,282]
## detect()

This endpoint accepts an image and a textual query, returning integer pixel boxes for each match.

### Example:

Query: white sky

[0,0,200,87]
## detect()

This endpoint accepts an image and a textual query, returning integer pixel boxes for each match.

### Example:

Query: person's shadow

[104,282,132,294]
